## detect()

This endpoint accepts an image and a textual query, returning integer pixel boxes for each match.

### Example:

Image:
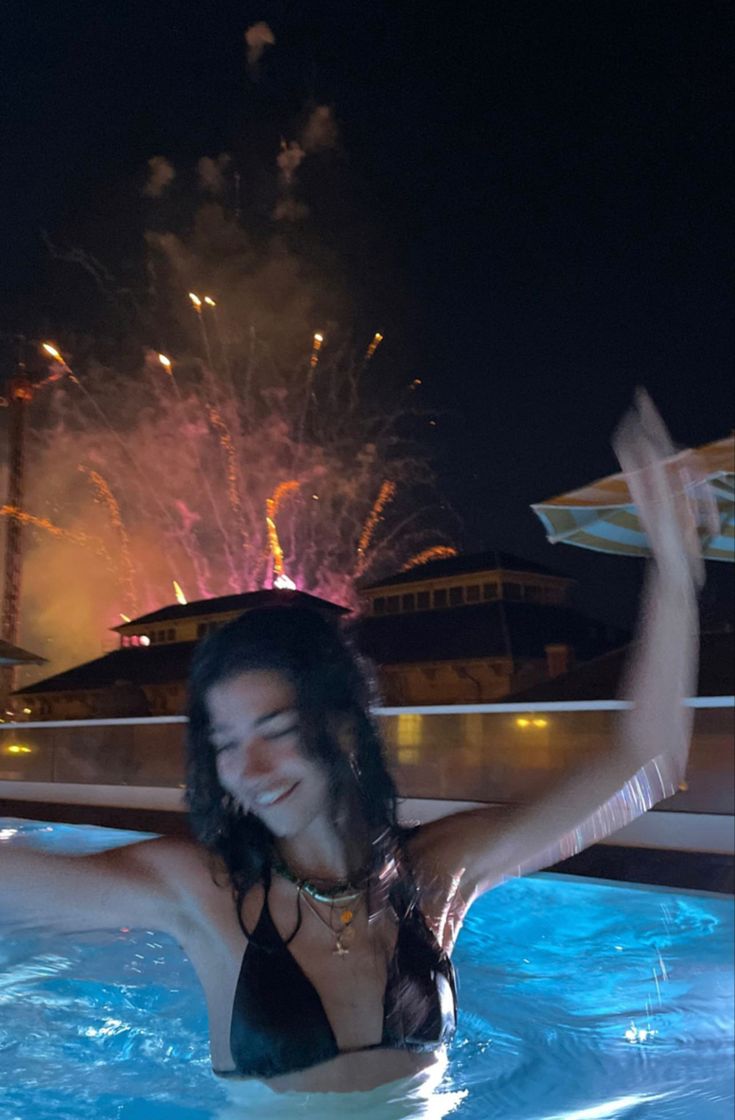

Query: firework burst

[15,202,455,674]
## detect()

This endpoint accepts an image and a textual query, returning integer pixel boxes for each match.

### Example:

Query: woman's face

[206,669,331,839]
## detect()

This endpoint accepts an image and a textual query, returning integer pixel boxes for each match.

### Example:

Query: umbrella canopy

[0,638,48,666]
[532,435,734,562]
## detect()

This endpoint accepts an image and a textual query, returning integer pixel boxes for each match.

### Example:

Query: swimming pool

[1,818,732,1119]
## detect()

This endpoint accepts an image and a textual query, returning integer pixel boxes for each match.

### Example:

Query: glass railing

[0,700,732,814]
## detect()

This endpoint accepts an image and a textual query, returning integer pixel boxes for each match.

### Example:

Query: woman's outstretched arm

[411,392,717,908]
[0,834,198,936]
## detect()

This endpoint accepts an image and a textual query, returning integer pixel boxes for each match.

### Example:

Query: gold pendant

[334,925,355,955]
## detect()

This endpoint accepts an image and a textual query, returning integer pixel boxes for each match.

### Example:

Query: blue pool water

[0,818,732,1119]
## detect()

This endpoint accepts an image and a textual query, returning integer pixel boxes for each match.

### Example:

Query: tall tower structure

[1,357,33,706]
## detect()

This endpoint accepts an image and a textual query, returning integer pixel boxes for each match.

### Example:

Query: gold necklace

[272,856,365,907]
[298,886,361,957]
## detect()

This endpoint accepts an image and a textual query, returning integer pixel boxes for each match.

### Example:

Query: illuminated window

[396,712,423,746]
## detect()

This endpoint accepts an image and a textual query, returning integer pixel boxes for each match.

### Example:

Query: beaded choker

[271,855,365,907]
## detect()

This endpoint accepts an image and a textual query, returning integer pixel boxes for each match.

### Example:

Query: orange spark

[188,292,203,311]
[265,481,299,578]
[42,342,64,362]
[364,332,384,362]
[310,332,324,369]
[206,405,242,519]
[355,481,396,576]
[79,466,138,614]
[0,505,112,564]
[173,580,187,605]
[268,479,300,517]
[400,546,458,572]
[158,353,172,371]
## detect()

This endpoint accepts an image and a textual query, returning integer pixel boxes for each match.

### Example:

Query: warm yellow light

[313,332,323,343]
[364,331,384,361]
[120,613,131,622]
[516,717,530,728]
[188,292,202,308]
[533,718,548,728]
[6,744,32,754]
[22,707,32,715]
[273,573,296,590]
[203,296,216,307]
[158,353,172,368]
[42,343,63,361]
[173,580,188,605]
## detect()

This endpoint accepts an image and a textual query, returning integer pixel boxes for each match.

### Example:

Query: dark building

[16,590,347,720]
[506,629,735,703]
[353,551,627,704]
[17,552,631,719]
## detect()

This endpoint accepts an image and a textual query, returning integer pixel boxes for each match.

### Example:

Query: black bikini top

[214,865,457,1080]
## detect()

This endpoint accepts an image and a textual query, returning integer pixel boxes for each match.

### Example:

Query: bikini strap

[261,859,303,948]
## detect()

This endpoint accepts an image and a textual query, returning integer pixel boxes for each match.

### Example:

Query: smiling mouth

[252,782,299,810]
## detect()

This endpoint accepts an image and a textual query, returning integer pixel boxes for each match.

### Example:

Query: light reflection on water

[0,819,732,1119]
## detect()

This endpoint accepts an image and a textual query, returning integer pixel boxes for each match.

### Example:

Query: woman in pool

[1,394,714,1099]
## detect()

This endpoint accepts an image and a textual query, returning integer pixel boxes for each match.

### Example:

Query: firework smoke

[12,125,454,681]
[302,106,339,153]
[143,156,176,198]
[245,21,275,72]
[197,154,231,195]
[15,211,453,678]
[273,106,338,222]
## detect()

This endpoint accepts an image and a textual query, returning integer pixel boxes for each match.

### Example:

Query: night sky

[1,1,733,627]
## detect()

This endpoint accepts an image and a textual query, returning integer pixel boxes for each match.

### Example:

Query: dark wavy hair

[185,605,415,931]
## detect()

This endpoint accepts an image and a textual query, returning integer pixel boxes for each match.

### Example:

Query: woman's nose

[241,740,273,782]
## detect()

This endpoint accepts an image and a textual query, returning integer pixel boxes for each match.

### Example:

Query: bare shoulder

[90,834,228,922]
[405,806,514,876]
[399,813,509,953]
[403,805,517,908]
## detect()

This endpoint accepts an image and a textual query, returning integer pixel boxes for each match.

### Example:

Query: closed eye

[263,724,300,741]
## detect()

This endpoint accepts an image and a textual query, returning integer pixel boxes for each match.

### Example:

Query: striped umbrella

[532,435,734,562]
[0,639,47,666]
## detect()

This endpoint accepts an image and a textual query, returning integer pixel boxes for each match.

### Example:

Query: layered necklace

[272,856,367,957]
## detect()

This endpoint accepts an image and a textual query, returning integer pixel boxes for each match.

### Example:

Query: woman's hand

[613,390,720,793]
[613,388,718,589]
[411,391,717,903]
